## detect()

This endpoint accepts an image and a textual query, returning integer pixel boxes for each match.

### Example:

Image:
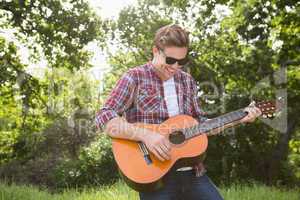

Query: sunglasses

[159,50,189,66]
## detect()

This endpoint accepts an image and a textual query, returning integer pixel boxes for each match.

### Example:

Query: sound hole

[169,131,185,144]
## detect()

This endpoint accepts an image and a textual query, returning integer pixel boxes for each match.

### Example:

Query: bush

[0,114,119,190]
[52,134,119,189]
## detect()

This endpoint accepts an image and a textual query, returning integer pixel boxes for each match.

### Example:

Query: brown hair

[154,24,189,49]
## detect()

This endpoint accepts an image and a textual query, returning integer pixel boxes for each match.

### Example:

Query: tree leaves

[0,0,106,70]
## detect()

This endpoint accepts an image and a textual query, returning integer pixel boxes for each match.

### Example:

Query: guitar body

[112,115,208,192]
[111,100,277,191]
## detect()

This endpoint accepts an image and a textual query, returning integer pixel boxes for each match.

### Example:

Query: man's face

[152,46,188,81]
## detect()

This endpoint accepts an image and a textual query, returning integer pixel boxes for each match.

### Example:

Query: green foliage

[0,83,21,163]
[0,0,107,137]
[0,0,106,70]
[53,135,118,189]
[289,137,300,179]
[0,66,117,189]
[0,37,51,162]
[0,0,114,190]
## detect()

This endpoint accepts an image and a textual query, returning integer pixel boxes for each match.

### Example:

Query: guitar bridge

[138,142,152,165]
[144,154,152,165]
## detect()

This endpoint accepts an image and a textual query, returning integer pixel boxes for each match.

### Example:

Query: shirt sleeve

[190,78,208,123]
[95,71,136,131]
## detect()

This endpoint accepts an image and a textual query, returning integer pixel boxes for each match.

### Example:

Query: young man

[95,24,261,200]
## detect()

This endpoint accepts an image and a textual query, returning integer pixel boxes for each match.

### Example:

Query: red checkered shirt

[95,62,207,176]
[96,62,207,128]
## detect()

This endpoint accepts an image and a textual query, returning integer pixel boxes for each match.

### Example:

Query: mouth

[165,65,176,75]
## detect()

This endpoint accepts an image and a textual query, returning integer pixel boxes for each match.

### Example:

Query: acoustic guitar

[112,101,278,192]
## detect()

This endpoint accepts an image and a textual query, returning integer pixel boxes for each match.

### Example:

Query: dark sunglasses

[159,50,189,66]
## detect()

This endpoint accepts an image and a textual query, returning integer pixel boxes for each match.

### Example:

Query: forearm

[104,117,148,142]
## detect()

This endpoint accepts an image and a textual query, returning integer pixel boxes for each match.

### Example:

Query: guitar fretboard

[183,109,247,139]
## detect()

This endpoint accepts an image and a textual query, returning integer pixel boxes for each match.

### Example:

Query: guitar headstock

[255,100,280,119]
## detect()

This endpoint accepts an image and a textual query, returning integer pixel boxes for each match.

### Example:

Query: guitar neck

[183,109,247,139]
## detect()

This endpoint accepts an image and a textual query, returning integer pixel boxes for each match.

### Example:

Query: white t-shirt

[163,77,192,171]
[163,77,179,117]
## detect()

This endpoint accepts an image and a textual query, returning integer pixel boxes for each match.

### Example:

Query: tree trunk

[267,118,297,185]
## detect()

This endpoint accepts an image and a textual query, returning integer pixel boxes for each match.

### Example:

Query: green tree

[0,0,106,161]
[0,0,114,188]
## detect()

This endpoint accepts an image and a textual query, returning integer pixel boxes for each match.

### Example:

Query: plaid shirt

[95,62,207,176]
[96,62,207,129]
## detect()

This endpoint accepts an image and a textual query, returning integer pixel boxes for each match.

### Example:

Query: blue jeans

[139,169,224,200]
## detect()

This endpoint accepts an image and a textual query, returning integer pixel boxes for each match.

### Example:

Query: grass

[221,183,299,200]
[0,181,299,200]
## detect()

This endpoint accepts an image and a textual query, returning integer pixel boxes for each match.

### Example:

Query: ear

[152,46,159,55]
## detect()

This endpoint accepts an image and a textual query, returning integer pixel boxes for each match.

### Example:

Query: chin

[164,75,174,80]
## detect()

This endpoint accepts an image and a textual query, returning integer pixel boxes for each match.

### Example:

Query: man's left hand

[240,101,262,123]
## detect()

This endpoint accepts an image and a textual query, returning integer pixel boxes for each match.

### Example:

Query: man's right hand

[104,117,171,161]
[141,131,171,162]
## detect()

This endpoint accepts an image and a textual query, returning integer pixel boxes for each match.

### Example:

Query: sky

[85,0,137,80]
[88,0,137,20]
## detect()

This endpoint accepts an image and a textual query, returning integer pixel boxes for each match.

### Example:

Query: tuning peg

[262,114,267,118]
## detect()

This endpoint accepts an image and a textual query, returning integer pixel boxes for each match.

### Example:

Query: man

[95,24,261,200]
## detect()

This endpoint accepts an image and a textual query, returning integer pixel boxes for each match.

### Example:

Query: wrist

[132,126,149,142]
